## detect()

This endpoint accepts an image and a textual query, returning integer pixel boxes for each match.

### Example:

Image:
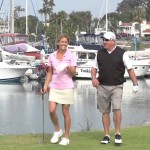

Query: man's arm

[128,68,139,93]
[91,67,99,87]
[127,68,138,85]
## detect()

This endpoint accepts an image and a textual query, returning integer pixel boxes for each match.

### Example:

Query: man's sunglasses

[102,38,110,41]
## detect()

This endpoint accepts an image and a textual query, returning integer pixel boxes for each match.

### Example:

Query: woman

[42,34,77,145]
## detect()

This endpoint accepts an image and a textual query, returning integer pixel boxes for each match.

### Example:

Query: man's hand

[92,78,99,88]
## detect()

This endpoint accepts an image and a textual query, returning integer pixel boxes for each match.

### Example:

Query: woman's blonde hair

[56,34,70,49]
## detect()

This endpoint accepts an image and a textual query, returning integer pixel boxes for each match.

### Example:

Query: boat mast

[105,0,108,32]
[95,0,108,35]
[10,0,14,33]
[25,0,28,35]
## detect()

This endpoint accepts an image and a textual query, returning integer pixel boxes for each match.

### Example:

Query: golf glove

[133,85,139,93]
[57,62,68,72]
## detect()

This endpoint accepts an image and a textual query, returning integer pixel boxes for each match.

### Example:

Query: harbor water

[0,78,150,135]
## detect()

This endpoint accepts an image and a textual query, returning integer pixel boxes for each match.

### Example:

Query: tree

[38,0,55,26]
[132,6,146,37]
[145,1,150,20]
[14,5,25,19]
[69,11,92,33]
[116,0,149,21]
[44,11,93,48]
[46,11,70,47]
[14,15,44,36]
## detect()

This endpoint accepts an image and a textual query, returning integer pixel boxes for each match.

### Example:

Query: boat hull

[0,61,35,81]
[75,63,150,79]
[124,65,150,78]
[0,68,29,81]
[124,59,150,78]
[76,66,92,78]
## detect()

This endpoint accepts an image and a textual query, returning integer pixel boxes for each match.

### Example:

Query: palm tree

[14,5,25,19]
[38,0,55,26]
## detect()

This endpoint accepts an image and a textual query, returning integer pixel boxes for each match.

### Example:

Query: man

[91,31,139,144]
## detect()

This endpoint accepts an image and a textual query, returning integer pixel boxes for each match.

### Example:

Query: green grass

[0,126,150,150]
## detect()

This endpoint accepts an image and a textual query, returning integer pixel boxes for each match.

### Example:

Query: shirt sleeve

[92,55,98,69]
[123,52,133,69]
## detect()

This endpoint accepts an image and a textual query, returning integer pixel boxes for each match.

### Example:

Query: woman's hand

[40,86,49,94]
[57,62,68,72]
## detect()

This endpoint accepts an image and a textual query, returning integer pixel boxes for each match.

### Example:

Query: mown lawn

[0,125,150,150]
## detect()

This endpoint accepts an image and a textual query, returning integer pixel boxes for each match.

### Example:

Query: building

[118,20,150,37]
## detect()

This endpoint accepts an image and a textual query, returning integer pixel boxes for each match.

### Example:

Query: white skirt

[49,88,74,104]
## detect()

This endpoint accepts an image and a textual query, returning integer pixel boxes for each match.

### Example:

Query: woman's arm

[43,66,52,93]
[66,66,76,77]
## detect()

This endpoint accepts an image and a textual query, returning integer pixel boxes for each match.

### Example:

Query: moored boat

[0,49,35,82]
[0,60,35,82]
[68,45,150,79]
[124,59,150,78]
[0,33,41,60]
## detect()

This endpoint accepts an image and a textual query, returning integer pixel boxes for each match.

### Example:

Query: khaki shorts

[97,84,123,113]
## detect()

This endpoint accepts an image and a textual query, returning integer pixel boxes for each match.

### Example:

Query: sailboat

[0,33,41,59]
[72,0,108,50]
[0,0,42,81]
[73,0,131,50]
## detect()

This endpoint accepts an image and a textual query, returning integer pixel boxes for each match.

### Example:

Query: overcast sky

[1,0,122,19]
